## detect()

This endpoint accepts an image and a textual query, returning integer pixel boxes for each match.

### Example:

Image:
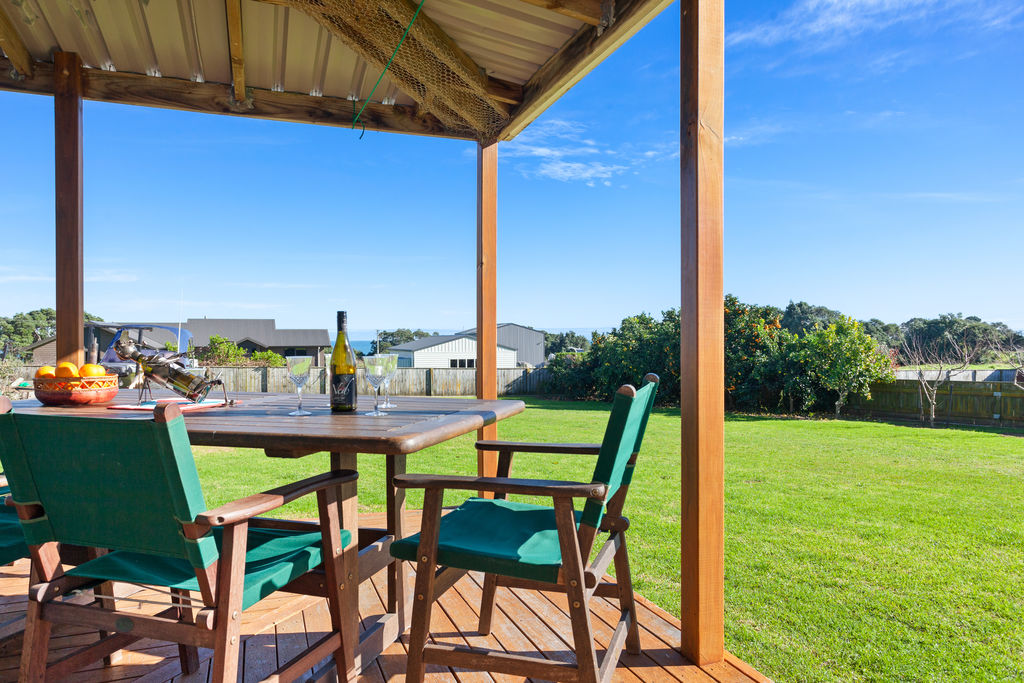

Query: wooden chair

[0,397,359,682]
[391,373,659,682]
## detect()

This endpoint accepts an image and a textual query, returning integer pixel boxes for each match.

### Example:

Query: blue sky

[1,0,1022,339]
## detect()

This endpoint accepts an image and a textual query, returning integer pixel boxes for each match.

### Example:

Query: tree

[901,331,982,427]
[545,331,590,355]
[861,318,902,348]
[0,309,103,357]
[804,317,895,418]
[724,295,787,409]
[995,330,1024,391]
[195,335,249,365]
[370,329,434,354]
[781,301,842,336]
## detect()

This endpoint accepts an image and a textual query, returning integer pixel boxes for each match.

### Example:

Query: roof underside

[0,0,672,142]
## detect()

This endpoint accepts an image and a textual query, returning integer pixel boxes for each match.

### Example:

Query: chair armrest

[475,440,602,456]
[196,470,358,527]
[393,473,605,499]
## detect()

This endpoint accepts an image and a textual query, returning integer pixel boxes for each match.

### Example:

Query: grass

[192,398,1024,682]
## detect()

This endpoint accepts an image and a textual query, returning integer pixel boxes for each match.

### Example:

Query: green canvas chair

[391,373,659,683]
[0,397,359,682]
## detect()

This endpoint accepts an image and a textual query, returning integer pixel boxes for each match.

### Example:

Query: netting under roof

[285,0,511,140]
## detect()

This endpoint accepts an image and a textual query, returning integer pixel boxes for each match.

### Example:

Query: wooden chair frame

[396,379,655,683]
[3,402,359,683]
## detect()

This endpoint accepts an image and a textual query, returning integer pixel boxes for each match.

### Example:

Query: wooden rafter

[517,0,603,26]
[225,0,246,102]
[0,5,33,78]
[500,0,672,140]
[0,57,467,140]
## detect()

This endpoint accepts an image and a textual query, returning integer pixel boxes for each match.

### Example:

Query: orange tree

[724,294,788,410]
[803,316,895,417]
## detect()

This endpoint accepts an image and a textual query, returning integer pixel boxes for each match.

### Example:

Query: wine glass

[286,355,313,416]
[362,355,388,416]
[380,354,398,409]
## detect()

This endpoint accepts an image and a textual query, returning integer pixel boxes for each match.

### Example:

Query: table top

[11,392,525,456]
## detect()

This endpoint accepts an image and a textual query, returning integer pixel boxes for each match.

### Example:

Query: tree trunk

[835,390,847,418]
[929,401,937,428]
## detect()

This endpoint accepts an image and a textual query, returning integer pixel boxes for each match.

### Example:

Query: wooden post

[476,142,498,481]
[54,51,85,368]
[679,0,724,666]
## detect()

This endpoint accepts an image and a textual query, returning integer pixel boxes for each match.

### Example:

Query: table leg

[386,453,409,631]
[330,451,360,678]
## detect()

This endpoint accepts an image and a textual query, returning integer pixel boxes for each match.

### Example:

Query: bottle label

[331,372,357,409]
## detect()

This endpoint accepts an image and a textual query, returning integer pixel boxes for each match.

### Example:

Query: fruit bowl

[33,375,119,406]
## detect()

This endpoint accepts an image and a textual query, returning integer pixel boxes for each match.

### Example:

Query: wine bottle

[114,337,212,403]
[330,311,358,412]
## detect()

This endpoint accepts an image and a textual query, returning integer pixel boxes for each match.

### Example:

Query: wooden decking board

[0,510,767,682]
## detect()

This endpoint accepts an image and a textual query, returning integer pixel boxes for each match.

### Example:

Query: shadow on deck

[0,512,769,682]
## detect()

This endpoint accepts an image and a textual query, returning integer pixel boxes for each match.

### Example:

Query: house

[390,334,517,369]
[27,319,330,365]
[458,323,546,367]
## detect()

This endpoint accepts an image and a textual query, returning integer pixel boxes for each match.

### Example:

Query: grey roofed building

[458,323,546,367]
[389,334,516,353]
[180,319,329,351]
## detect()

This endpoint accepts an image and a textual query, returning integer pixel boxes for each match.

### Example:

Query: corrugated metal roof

[391,333,515,352]
[0,0,578,101]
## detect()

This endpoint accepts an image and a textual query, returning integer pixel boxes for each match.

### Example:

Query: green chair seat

[391,498,581,584]
[67,526,351,610]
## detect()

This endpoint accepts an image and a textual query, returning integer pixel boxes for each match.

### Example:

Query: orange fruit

[35,366,56,378]
[79,364,107,377]
[55,362,79,378]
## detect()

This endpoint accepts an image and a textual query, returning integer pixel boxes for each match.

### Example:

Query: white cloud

[728,0,1023,50]
[85,269,138,283]
[504,119,677,185]
[536,160,628,183]
[887,191,1004,202]
[230,282,325,290]
[0,274,52,284]
[725,121,792,147]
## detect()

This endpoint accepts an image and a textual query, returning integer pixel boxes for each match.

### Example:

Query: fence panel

[429,369,476,397]
[849,379,1024,427]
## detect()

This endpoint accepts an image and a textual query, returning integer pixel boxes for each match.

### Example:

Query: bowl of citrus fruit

[33,363,119,406]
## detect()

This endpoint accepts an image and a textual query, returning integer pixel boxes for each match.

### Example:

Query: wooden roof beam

[501,0,671,140]
[0,57,467,140]
[517,0,604,26]
[0,5,33,78]
[225,0,246,103]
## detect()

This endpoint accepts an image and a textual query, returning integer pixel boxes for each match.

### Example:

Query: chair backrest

[0,405,218,569]
[580,374,659,529]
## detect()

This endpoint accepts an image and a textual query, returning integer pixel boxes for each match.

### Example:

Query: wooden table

[12,390,525,677]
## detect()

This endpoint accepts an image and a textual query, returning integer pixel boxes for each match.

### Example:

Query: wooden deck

[0,513,768,683]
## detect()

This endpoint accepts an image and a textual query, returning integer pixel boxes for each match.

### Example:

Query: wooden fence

[847,379,1024,428]
[17,366,552,397]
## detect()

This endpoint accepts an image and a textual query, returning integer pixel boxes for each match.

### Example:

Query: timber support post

[476,142,498,486]
[54,51,84,368]
[679,0,725,666]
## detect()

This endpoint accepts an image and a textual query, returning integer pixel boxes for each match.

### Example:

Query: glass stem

[374,386,380,413]
[297,386,303,412]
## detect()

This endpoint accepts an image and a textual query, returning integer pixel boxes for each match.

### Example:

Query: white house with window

[389,334,517,369]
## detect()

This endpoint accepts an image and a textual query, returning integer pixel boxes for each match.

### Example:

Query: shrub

[250,350,286,367]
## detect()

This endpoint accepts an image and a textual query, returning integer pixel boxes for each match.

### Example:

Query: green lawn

[192,398,1024,682]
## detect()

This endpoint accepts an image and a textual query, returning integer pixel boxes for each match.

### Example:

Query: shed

[459,323,546,367]
[390,334,517,369]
